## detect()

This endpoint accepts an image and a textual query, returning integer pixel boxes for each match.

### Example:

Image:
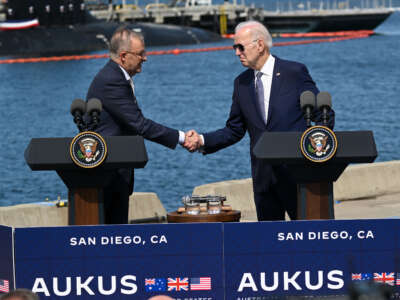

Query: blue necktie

[256,72,267,124]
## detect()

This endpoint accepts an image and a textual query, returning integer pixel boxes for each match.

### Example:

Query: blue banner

[12,219,400,299]
[0,225,14,295]
[15,223,223,299]
[224,219,400,299]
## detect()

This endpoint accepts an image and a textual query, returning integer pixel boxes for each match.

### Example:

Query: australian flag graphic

[145,278,167,292]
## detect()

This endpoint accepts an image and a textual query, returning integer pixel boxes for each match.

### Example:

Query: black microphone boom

[86,98,102,131]
[70,99,87,132]
[300,91,315,128]
[316,92,332,127]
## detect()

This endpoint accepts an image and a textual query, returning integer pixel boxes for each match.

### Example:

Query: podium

[25,136,148,225]
[253,131,377,220]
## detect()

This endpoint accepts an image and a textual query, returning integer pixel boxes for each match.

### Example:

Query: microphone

[300,91,315,128]
[316,92,332,126]
[86,98,102,131]
[70,99,87,132]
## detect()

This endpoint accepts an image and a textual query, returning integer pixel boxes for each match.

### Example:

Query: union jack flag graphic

[351,273,372,280]
[145,278,155,285]
[374,272,395,285]
[168,277,189,291]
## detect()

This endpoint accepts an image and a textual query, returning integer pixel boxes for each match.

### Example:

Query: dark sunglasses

[232,39,258,52]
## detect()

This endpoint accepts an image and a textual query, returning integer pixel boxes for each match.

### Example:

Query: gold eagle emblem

[78,137,100,162]
[309,133,330,156]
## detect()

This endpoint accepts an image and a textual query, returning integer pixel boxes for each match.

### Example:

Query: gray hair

[109,26,144,59]
[235,21,273,48]
[0,289,40,300]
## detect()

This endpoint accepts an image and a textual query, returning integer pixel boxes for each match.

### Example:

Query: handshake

[182,130,204,152]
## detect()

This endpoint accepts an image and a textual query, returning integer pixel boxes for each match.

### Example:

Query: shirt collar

[254,54,275,77]
[119,65,131,81]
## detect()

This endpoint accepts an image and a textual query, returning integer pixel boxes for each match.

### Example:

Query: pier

[87,0,395,33]
[0,0,395,34]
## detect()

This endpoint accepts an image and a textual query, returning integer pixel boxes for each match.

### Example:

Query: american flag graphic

[396,273,400,285]
[0,279,9,293]
[374,272,395,285]
[190,277,212,291]
[168,277,189,291]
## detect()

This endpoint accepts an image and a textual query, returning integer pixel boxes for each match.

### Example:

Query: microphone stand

[73,113,87,132]
[321,107,330,127]
[304,106,313,128]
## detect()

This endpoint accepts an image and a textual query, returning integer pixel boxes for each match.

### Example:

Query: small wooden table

[167,210,241,223]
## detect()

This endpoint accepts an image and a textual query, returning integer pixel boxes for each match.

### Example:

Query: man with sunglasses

[184,21,334,221]
[86,26,188,224]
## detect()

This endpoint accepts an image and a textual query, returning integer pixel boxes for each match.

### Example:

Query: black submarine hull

[0,21,222,57]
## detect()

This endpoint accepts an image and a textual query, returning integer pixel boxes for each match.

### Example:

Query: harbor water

[1,12,400,211]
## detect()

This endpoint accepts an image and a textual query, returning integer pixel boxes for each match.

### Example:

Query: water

[1,12,400,211]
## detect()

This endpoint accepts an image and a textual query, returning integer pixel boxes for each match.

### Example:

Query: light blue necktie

[256,72,267,124]
[128,78,137,104]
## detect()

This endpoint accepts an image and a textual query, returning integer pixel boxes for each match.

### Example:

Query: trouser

[253,174,297,221]
[103,174,130,224]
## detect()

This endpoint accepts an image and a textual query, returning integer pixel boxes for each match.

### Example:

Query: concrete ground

[0,191,399,228]
[193,161,400,222]
[334,192,400,220]
[1,161,399,227]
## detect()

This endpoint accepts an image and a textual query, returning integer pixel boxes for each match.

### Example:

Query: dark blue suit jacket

[86,59,179,192]
[203,56,335,193]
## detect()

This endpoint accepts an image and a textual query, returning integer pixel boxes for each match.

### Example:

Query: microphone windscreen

[70,99,86,115]
[317,92,332,109]
[86,98,102,114]
[300,91,315,110]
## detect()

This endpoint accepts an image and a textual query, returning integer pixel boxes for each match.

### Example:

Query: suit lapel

[267,57,283,127]
[109,60,138,104]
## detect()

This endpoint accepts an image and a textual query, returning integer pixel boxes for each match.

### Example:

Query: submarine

[0,0,222,57]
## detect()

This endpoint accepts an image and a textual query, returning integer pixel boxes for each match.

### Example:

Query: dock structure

[89,1,261,34]
[0,0,394,34]
[88,0,394,34]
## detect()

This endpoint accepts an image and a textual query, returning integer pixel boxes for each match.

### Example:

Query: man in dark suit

[185,21,334,221]
[87,26,187,224]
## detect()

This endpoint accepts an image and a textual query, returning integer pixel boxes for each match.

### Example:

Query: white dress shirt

[119,65,135,94]
[254,54,275,124]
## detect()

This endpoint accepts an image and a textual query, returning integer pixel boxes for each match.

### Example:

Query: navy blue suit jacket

[203,56,335,193]
[86,59,179,192]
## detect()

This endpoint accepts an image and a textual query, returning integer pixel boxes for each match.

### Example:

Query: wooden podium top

[167,210,241,223]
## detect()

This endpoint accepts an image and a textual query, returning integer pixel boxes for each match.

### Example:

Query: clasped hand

[183,130,202,152]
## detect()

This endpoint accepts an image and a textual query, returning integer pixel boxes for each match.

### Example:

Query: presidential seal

[70,131,107,168]
[300,126,338,163]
